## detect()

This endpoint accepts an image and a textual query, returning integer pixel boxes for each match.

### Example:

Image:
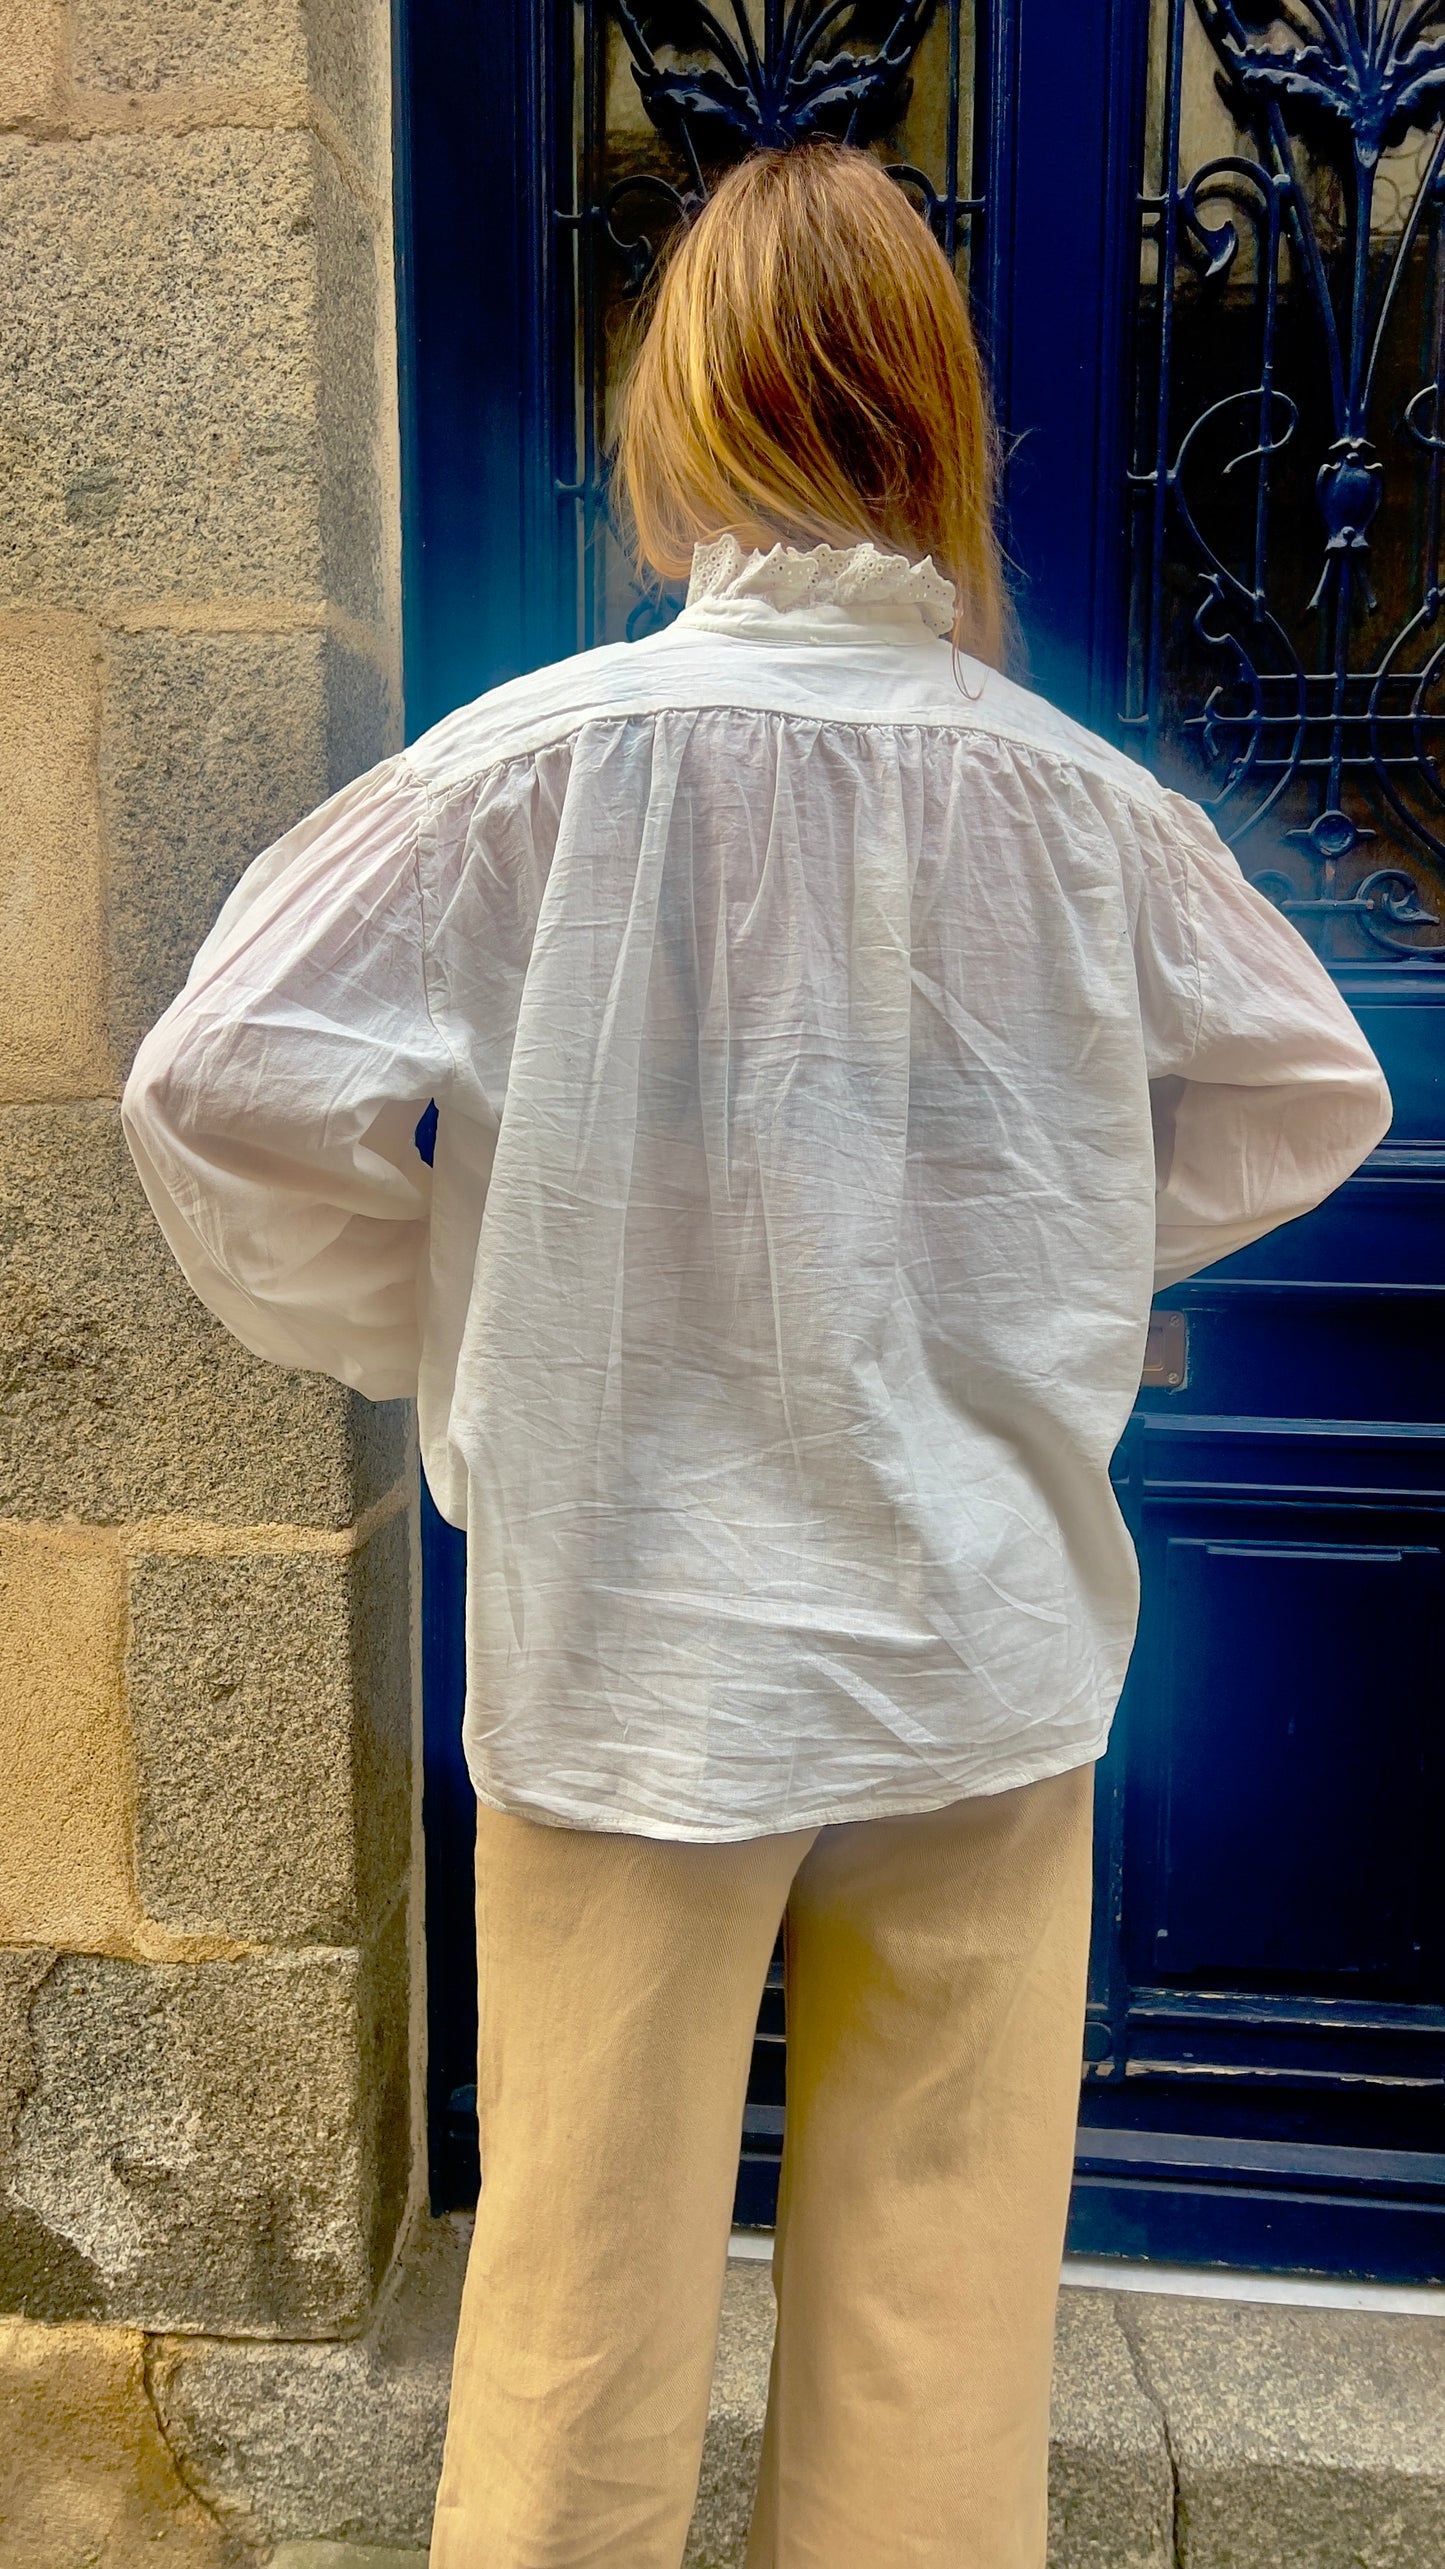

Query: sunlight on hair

[613,140,1008,669]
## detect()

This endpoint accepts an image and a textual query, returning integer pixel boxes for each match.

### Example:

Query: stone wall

[0,2,418,2554]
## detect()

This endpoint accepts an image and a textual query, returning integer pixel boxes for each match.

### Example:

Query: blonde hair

[614,141,1007,668]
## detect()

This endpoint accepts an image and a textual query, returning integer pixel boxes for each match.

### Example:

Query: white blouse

[121,537,1394,1839]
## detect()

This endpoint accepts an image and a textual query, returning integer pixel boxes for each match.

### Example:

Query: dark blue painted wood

[975,0,1152,727]
[409,1100,479,2206]
[418,1475,478,2210]
[393,0,573,740]
[1144,1534,1438,1985]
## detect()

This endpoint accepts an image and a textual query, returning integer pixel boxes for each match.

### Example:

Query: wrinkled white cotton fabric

[122,537,1394,1837]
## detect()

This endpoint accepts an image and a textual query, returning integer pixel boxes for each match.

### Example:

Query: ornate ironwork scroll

[1131,0,1445,957]
[610,0,941,171]
[557,1,977,642]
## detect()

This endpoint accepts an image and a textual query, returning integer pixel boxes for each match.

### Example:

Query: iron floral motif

[594,0,943,298]
[1203,1,1445,161]
[610,0,937,186]
[1144,0,1445,954]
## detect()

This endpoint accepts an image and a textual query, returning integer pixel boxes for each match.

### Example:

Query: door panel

[1139,1532,1439,1985]
[397,0,1445,2271]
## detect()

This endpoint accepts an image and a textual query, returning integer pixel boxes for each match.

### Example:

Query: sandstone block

[129,1508,413,1944]
[73,0,392,195]
[1124,2291,1445,2568]
[7,1909,409,2335]
[303,0,392,195]
[102,626,393,1071]
[0,613,110,1102]
[73,0,311,95]
[0,130,385,625]
[0,1527,136,1952]
[312,139,387,631]
[0,1102,409,1525]
[0,0,66,127]
[0,2314,246,2568]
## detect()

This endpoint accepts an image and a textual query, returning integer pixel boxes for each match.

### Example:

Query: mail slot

[1141,1308,1187,1389]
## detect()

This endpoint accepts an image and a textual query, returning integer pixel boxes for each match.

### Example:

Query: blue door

[397,0,1445,2278]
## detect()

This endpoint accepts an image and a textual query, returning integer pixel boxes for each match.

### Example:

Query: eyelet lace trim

[686,534,957,636]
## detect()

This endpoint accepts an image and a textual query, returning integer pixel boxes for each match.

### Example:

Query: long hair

[613,141,1007,668]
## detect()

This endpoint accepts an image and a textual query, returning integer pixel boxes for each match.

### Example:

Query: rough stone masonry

[0,2,425,2557]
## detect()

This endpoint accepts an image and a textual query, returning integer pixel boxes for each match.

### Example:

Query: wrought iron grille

[555,1,980,644]
[1131,0,1445,958]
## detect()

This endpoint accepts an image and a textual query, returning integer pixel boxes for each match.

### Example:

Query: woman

[122,142,1392,2569]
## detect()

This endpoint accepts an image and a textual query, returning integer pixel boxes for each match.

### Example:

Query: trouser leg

[429,1801,814,2569]
[744,1763,1096,2569]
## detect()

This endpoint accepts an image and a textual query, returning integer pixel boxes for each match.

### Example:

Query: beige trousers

[428,1762,1095,2569]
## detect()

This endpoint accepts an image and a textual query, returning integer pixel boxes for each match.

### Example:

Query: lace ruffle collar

[684,534,957,637]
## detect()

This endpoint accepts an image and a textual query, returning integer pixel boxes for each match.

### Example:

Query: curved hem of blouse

[462,1720,1113,1842]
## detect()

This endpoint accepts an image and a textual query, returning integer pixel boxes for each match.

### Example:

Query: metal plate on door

[1141,1308,1187,1390]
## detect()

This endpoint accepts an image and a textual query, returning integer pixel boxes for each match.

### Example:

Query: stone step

[136,2212,1445,2566]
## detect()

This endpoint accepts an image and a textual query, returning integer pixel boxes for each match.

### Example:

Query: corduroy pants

[428,1760,1095,2569]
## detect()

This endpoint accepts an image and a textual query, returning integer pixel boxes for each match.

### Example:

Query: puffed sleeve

[1130,786,1395,1293]
[120,756,454,1402]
